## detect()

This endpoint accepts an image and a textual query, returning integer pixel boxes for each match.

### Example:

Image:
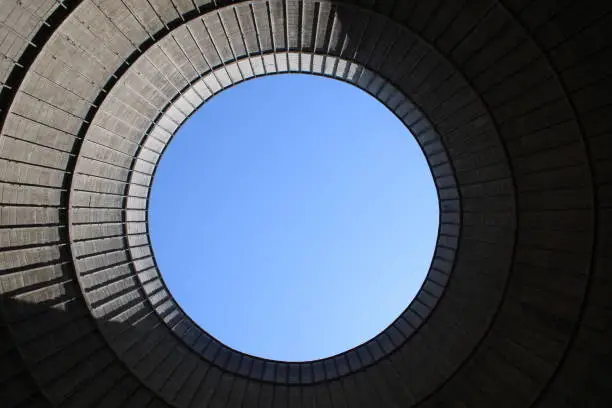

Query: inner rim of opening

[148,73,439,362]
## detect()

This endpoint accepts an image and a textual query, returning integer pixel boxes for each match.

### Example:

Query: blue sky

[149,74,438,362]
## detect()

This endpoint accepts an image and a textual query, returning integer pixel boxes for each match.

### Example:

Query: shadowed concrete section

[0,0,610,407]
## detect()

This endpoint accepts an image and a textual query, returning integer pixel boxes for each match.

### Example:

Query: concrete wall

[0,1,610,407]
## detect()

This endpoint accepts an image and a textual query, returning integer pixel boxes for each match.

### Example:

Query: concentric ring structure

[0,1,610,407]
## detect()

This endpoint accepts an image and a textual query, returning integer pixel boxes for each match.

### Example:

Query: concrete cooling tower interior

[0,0,611,407]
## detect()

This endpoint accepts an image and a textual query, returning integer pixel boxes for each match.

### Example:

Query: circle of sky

[149,74,439,362]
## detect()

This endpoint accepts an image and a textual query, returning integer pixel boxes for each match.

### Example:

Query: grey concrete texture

[0,0,610,407]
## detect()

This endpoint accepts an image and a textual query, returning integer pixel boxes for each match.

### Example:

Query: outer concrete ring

[1,0,608,407]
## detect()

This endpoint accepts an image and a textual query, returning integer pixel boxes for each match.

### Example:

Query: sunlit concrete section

[0,0,611,407]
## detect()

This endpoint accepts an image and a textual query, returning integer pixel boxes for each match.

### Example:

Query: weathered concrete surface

[0,0,610,407]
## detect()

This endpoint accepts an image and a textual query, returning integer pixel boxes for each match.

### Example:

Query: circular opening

[149,74,439,362]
